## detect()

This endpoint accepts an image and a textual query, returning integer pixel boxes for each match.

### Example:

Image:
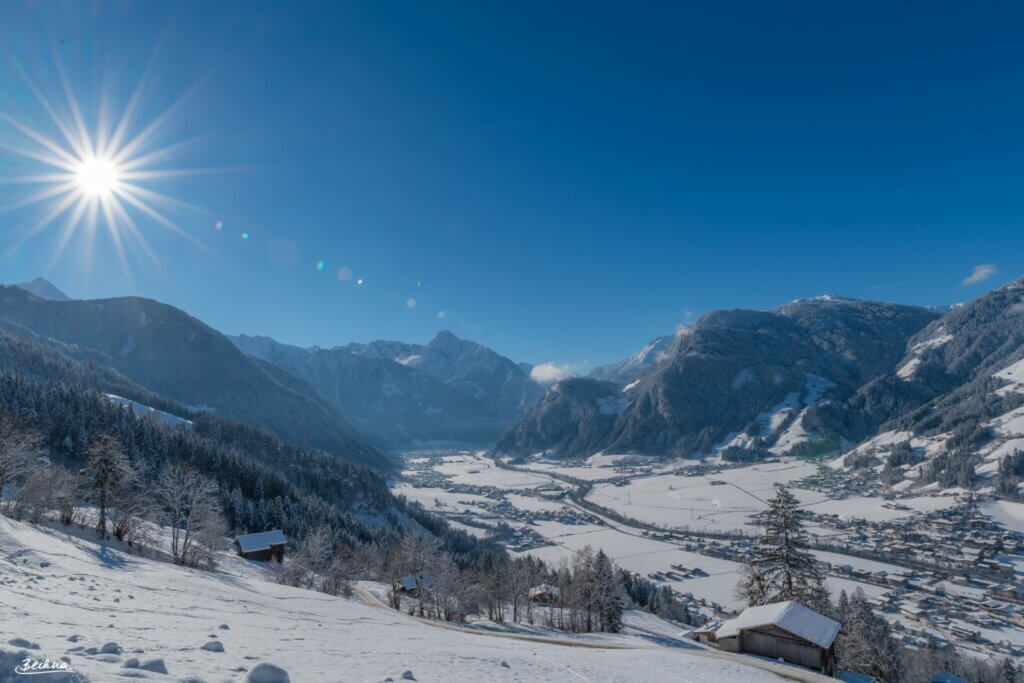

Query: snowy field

[390,484,493,511]
[800,494,957,523]
[0,515,800,682]
[519,454,692,482]
[433,455,556,488]
[585,461,821,533]
[980,499,1024,534]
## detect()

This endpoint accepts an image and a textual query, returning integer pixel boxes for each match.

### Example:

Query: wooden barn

[716,601,839,675]
[690,622,720,646]
[233,530,287,562]
[399,575,433,597]
[528,584,560,604]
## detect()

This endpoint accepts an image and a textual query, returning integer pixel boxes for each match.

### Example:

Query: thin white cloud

[962,264,997,286]
[530,362,575,384]
[675,324,694,337]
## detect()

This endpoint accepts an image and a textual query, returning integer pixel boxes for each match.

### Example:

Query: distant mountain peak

[15,277,70,301]
[431,329,460,342]
[427,329,472,351]
[588,334,674,385]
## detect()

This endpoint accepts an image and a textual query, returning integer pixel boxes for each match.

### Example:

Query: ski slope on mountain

[0,516,793,682]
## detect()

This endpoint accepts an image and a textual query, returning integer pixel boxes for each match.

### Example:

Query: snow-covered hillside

[0,516,794,682]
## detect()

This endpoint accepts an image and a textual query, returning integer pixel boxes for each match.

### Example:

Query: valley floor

[394,449,1024,662]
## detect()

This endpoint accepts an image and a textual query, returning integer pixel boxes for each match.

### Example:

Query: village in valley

[393,447,1024,665]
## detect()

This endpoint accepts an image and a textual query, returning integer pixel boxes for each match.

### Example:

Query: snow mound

[247,662,291,682]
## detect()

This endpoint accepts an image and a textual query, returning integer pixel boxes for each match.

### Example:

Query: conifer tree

[834,588,902,682]
[85,434,134,539]
[593,550,623,633]
[736,485,827,609]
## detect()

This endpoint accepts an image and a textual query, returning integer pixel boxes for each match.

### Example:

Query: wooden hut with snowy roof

[529,584,560,604]
[233,530,286,562]
[716,601,839,675]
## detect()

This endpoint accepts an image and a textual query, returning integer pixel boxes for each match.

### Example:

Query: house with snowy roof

[399,575,433,596]
[716,601,839,675]
[528,584,560,604]
[233,530,286,562]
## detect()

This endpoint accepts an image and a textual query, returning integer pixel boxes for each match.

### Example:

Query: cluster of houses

[636,496,1024,660]
[646,563,708,582]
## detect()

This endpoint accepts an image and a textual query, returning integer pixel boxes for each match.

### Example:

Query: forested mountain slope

[0,286,384,468]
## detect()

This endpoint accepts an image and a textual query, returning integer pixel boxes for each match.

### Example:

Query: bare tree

[51,466,81,526]
[571,546,597,632]
[85,435,135,539]
[283,525,335,590]
[0,414,45,514]
[111,481,156,550]
[399,534,440,617]
[506,559,531,623]
[429,553,477,622]
[378,536,408,609]
[12,466,57,523]
[154,464,225,568]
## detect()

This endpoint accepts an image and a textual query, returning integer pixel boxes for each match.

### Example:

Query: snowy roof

[716,601,840,649]
[235,530,286,553]
[400,575,433,591]
[529,584,560,598]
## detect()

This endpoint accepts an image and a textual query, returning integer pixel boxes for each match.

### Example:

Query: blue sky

[0,2,1022,370]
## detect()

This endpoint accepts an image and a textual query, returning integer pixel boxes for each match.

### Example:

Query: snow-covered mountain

[231,330,544,448]
[494,297,940,459]
[493,377,627,458]
[13,277,69,301]
[808,276,1024,491]
[0,286,384,468]
[494,276,1024,495]
[588,334,674,385]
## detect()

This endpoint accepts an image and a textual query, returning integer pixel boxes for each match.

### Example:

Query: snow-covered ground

[105,394,192,428]
[586,461,821,533]
[0,515,798,682]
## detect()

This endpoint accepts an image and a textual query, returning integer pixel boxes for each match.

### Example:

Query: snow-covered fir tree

[833,588,902,682]
[85,434,134,539]
[735,484,827,610]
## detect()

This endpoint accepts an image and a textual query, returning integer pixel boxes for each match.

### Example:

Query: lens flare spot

[437,310,446,319]
[241,232,250,240]
[406,298,416,309]
[356,278,364,285]
[336,266,353,281]
[214,220,223,230]
[316,260,326,272]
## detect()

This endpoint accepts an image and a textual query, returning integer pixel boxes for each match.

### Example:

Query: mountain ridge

[230,329,544,448]
[0,286,386,468]
[495,295,943,459]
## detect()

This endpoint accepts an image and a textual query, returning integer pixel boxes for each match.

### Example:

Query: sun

[75,157,120,197]
[0,54,217,275]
